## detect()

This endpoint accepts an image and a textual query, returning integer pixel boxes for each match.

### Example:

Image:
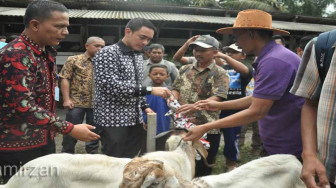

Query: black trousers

[331,182,336,188]
[195,134,221,177]
[100,124,146,158]
[61,108,100,154]
[0,138,55,184]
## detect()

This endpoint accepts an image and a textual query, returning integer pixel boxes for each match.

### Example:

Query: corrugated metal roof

[0,7,335,32]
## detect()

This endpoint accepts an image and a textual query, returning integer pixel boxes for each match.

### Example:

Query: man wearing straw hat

[184,9,304,161]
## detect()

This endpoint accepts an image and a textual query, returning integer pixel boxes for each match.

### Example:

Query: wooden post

[146,113,157,152]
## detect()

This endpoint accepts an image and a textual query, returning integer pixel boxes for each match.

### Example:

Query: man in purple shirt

[184,9,304,159]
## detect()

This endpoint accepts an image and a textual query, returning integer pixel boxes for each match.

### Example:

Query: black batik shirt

[93,41,149,127]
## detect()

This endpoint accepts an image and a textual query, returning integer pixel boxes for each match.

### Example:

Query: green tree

[219,0,336,17]
[219,0,287,12]
[132,0,219,7]
[328,11,336,18]
[283,0,336,17]
[191,0,220,7]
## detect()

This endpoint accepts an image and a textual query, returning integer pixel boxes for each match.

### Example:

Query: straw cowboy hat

[217,9,290,36]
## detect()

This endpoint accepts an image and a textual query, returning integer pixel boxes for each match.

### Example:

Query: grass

[212,144,260,174]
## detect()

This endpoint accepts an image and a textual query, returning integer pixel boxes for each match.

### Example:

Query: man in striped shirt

[290,36,336,188]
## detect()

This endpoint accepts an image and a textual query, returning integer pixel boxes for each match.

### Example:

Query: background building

[0,0,335,66]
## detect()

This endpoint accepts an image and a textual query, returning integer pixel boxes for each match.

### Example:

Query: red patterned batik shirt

[0,33,73,151]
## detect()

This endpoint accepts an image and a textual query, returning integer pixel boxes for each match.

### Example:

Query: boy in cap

[185,10,304,161]
[215,43,254,171]
[171,34,229,176]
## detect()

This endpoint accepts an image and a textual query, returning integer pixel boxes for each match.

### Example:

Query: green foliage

[283,0,336,17]
[328,11,336,18]
[219,0,336,17]
[191,0,220,7]
[108,0,219,7]
[219,0,287,12]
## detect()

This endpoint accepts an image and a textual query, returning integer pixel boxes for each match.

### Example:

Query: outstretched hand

[176,104,196,115]
[69,124,100,142]
[152,87,171,99]
[195,100,223,111]
[183,125,208,141]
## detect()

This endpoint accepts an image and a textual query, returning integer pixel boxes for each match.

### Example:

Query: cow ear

[193,140,208,159]
[154,130,174,139]
[141,168,165,188]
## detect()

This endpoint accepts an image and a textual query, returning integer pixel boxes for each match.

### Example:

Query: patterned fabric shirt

[290,39,336,183]
[93,41,149,127]
[142,59,179,87]
[59,53,94,108]
[0,33,73,151]
[172,61,229,134]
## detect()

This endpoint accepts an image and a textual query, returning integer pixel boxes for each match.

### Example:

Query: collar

[20,32,57,59]
[117,40,142,54]
[83,52,92,61]
[150,80,168,87]
[146,59,164,65]
[192,60,216,71]
[254,40,277,65]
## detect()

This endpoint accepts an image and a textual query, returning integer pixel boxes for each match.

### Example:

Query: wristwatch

[146,86,153,95]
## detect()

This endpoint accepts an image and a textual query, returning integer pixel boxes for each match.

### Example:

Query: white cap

[223,43,243,53]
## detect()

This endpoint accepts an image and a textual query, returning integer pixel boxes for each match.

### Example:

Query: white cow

[0,153,131,188]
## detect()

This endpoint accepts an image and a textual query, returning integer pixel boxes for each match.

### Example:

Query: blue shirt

[143,94,170,134]
[0,41,7,49]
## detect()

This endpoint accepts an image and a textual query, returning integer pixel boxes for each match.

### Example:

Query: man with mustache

[171,35,229,176]
[59,36,105,154]
[0,0,99,183]
[184,10,304,164]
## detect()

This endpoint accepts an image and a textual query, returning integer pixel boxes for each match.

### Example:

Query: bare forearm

[172,90,180,101]
[204,97,272,130]
[207,96,223,102]
[214,57,225,66]
[61,79,71,101]
[204,108,260,130]
[301,99,318,158]
[220,96,252,110]
[220,54,249,76]
[173,43,189,64]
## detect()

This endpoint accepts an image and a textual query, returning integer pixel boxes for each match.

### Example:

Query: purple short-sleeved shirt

[252,41,304,157]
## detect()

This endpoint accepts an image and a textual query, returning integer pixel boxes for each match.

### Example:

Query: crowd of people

[0,1,336,188]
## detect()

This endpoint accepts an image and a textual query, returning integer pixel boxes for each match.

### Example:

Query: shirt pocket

[198,81,213,99]
[75,64,91,77]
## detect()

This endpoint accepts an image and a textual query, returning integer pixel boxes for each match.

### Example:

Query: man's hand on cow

[183,125,208,141]
[301,155,330,188]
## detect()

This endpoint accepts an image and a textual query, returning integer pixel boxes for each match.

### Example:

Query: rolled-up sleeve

[213,68,229,99]
[290,39,322,100]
